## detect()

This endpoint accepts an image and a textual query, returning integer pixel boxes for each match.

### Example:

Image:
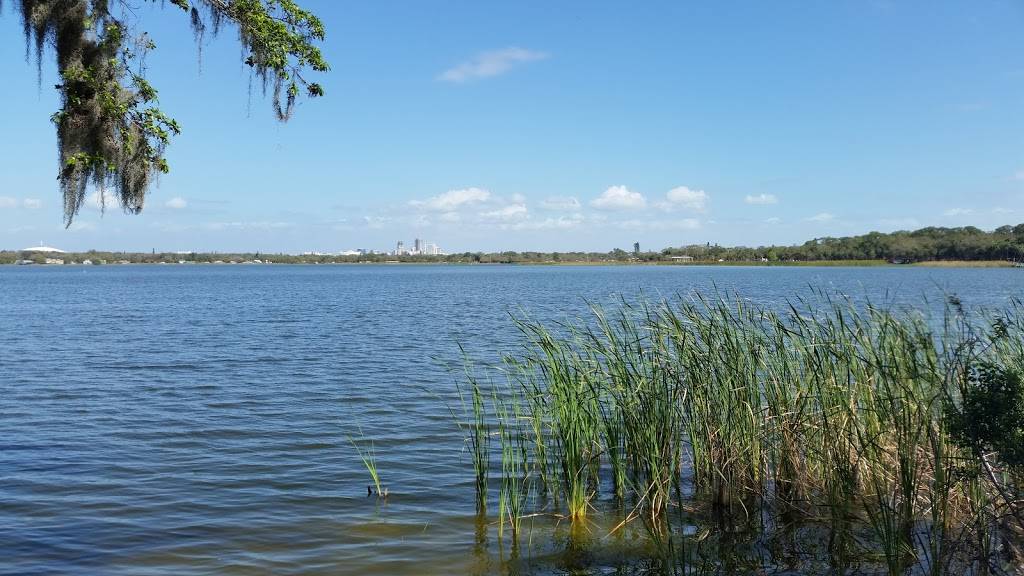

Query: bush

[947,361,1024,468]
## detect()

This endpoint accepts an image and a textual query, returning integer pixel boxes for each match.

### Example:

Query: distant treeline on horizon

[3,224,1024,265]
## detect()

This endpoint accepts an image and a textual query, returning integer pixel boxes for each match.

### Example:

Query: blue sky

[1,1,1022,253]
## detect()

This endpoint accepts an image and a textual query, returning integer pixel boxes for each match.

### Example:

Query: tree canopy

[7,0,328,225]
[660,224,1024,263]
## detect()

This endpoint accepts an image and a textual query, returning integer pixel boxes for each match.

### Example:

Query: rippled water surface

[2,265,1021,575]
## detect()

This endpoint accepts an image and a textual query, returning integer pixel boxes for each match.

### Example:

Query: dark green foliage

[12,0,328,226]
[947,362,1024,468]
[662,225,1024,263]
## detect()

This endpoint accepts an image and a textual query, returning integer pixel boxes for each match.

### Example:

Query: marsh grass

[349,431,385,498]
[455,290,1024,573]
[455,359,491,514]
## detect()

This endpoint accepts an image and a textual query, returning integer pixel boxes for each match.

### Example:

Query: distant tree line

[661,224,1024,263]
[2,224,1023,265]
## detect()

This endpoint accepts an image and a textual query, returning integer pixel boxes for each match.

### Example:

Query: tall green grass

[453,350,491,514]
[349,431,385,498]
[455,291,1024,573]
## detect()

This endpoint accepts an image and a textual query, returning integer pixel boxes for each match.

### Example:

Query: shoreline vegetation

[450,292,1024,574]
[3,224,1022,267]
[0,254,1018,267]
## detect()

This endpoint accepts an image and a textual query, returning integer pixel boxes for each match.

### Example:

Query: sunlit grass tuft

[349,431,385,498]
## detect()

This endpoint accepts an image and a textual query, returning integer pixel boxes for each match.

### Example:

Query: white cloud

[87,189,119,210]
[508,214,585,230]
[993,207,1015,215]
[764,217,782,225]
[616,218,701,231]
[411,187,491,211]
[1,197,44,209]
[1012,170,1024,181]
[481,203,528,221]
[363,216,392,229]
[438,47,548,83]
[203,221,293,231]
[165,197,187,209]
[539,196,581,210]
[591,185,646,211]
[660,186,709,212]
[805,212,835,222]
[943,208,974,217]
[744,193,778,205]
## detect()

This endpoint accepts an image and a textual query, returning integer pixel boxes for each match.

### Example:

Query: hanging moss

[14,0,328,226]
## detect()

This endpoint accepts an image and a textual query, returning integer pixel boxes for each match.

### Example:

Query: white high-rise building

[390,238,444,256]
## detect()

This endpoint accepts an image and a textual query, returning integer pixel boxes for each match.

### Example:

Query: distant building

[423,242,445,256]
[670,255,694,262]
[633,242,640,255]
[21,245,65,254]
[389,239,444,256]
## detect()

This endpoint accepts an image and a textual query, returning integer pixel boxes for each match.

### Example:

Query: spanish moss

[14,0,327,226]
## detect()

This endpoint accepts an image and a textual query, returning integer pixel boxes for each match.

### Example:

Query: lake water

[1,265,1021,575]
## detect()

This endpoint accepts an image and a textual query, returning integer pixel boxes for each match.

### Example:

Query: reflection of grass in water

[453,290,1024,574]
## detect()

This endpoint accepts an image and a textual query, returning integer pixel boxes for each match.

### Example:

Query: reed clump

[350,432,387,498]
[459,292,1024,574]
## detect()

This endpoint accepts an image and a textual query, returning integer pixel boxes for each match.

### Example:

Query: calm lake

[1,265,1021,575]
